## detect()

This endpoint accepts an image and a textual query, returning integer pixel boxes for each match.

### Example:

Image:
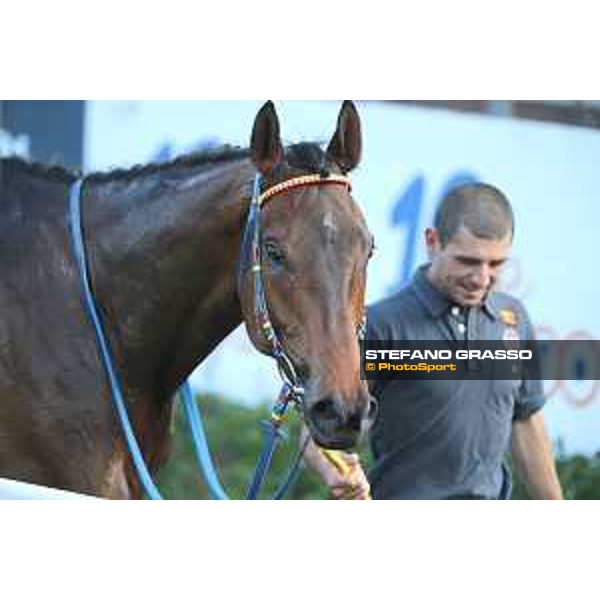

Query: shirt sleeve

[513,301,547,421]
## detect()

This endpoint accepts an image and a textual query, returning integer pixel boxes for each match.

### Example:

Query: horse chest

[101,453,132,499]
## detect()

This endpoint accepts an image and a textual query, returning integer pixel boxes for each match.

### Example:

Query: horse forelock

[284,142,328,173]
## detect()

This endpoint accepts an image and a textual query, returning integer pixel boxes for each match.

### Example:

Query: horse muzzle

[303,389,378,450]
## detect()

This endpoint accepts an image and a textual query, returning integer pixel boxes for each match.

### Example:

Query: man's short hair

[434,183,515,246]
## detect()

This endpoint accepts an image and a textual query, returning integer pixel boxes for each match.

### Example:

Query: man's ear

[250,101,284,176]
[326,100,362,173]
[425,227,442,258]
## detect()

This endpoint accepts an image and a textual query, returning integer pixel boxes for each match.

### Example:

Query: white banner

[85,101,600,455]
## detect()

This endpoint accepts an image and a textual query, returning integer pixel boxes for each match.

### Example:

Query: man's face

[426,225,512,308]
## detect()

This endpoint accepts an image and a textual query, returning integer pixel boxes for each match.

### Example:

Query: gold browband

[257,174,352,207]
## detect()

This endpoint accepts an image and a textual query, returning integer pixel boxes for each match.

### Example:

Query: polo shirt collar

[412,265,452,318]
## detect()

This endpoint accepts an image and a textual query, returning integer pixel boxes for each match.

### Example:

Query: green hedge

[157,393,600,500]
[156,393,328,499]
[512,442,600,500]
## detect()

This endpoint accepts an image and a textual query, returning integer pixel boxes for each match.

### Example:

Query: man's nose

[473,264,491,288]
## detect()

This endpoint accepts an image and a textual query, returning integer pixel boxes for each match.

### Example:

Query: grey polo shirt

[367,265,546,500]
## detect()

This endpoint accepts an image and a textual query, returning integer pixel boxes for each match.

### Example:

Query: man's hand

[300,426,371,500]
[321,451,371,500]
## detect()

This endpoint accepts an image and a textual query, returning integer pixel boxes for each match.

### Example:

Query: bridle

[238,172,355,411]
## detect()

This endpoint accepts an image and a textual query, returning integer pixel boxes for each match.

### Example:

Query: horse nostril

[307,394,377,446]
[347,409,363,432]
[308,394,377,433]
[309,397,343,427]
[344,396,378,433]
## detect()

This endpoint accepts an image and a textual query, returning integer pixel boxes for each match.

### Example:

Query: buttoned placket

[449,306,484,372]
[449,305,468,341]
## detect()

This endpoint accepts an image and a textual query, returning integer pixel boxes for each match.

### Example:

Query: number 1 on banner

[391,175,425,290]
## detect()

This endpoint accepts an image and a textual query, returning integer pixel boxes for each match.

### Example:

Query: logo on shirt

[500,309,520,342]
[500,309,518,327]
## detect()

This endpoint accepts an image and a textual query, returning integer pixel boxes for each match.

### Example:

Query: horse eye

[264,240,286,266]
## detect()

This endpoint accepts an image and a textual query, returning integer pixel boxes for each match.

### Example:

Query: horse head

[238,101,377,450]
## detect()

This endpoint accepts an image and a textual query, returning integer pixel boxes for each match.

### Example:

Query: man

[304,183,563,500]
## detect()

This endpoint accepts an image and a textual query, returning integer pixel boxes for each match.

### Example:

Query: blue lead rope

[181,380,303,500]
[179,382,229,500]
[69,179,163,500]
[69,178,303,500]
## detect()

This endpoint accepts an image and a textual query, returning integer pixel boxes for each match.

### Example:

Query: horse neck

[84,158,255,399]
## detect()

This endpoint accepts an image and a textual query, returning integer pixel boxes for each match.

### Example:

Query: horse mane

[0,142,327,186]
[86,145,252,184]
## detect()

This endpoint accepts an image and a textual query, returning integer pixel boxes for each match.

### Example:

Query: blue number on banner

[391,174,425,290]
[390,171,480,292]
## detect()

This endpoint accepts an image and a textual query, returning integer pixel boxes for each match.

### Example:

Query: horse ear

[326,100,362,173]
[251,101,284,176]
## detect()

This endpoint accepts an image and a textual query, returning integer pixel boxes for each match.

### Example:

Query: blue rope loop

[69,179,163,500]
[179,382,229,500]
[185,380,303,501]
[70,172,309,500]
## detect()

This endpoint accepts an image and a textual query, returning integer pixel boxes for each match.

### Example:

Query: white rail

[0,478,100,500]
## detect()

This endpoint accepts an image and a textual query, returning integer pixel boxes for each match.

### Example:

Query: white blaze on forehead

[322,210,338,242]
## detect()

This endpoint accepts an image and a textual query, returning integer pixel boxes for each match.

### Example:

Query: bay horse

[0,101,376,499]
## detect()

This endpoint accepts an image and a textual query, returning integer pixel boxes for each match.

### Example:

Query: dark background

[0,100,84,168]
